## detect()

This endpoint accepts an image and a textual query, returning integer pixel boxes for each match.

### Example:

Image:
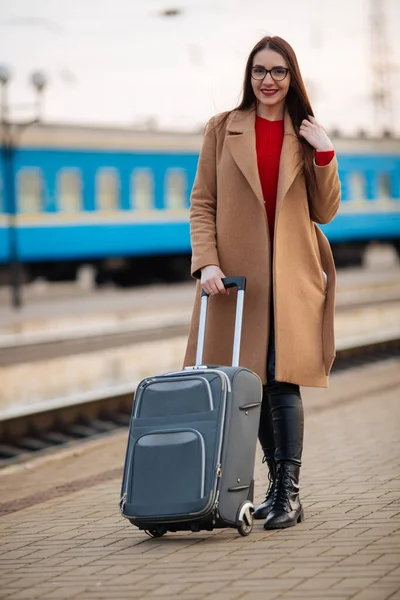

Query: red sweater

[255,116,334,242]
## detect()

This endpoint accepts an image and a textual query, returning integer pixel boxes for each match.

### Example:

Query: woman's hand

[201,265,228,295]
[299,115,334,152]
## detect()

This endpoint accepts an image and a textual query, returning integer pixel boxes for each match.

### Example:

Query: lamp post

[31,71,47,122]
[0,67,47,309]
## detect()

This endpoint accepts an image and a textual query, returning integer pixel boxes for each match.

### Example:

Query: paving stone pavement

[0,359,399,600]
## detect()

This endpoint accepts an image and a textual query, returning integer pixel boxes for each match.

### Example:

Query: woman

[183,35,341,529]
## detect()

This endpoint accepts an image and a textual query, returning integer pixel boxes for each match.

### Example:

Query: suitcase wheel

[145,527,166,538]
[236,501,254,537]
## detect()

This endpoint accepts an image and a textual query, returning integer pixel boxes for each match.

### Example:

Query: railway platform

[1,359,399,600]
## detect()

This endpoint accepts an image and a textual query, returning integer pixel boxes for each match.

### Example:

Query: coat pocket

[315,228,336,376]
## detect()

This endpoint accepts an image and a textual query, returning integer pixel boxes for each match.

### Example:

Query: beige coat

[183,108,341,387]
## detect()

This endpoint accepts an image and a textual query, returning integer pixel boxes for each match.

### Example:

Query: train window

[58,169,82,212]
[96,168,119,211]
[165,169,187,209]
[17,168,43,213]
[131,169,154,210]
[348,172,366,201]
[378,173,391,199]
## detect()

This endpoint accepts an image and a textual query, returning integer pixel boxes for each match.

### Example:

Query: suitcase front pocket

[128,429,207,518]
[134,377,216,418]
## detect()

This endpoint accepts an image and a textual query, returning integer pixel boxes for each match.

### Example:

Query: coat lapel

[226,107,303,211]
[276,110,303,215]
[226,109,264,205]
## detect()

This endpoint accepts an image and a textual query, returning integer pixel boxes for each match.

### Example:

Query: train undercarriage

[0,242,399,288]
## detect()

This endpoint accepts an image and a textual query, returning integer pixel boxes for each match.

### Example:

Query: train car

[0,123,399,285]
[321,135,400,267]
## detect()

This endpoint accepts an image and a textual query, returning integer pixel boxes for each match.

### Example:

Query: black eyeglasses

[251,66,289,81]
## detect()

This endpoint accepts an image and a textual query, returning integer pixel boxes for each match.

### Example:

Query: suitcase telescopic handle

[200,276,246,297]
[196,276,247,368]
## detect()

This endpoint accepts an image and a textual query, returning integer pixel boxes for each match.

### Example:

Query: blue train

[0,123,399,285]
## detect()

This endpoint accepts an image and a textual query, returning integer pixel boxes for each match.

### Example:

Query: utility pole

[0,67,48,309]
[370,0,394,134]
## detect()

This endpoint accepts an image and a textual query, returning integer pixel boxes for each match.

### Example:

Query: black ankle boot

[253,457,276,520]
[263,461,304,529]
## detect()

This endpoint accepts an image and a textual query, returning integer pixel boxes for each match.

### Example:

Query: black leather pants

[258,301,304,466]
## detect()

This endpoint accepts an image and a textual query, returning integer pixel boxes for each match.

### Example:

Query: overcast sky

[1,0,399,135]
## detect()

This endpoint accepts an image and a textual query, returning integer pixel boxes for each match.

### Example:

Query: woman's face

[251,48,291,110]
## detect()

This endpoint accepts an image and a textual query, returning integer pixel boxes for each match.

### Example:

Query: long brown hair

[221,36,317,197]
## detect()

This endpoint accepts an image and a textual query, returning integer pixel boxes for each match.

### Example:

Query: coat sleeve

[308,154,341,224]
[190,117,220,279]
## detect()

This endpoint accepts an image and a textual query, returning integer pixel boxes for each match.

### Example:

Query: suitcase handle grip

[196,276,246,368]
[201,276,246,297]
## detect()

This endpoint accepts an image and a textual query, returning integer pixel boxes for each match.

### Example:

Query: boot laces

[264,470,274,501]
[271,463,292,511]
[262,462,275,502]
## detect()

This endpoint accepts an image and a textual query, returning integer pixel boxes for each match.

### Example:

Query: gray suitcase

[120,276,262,537]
